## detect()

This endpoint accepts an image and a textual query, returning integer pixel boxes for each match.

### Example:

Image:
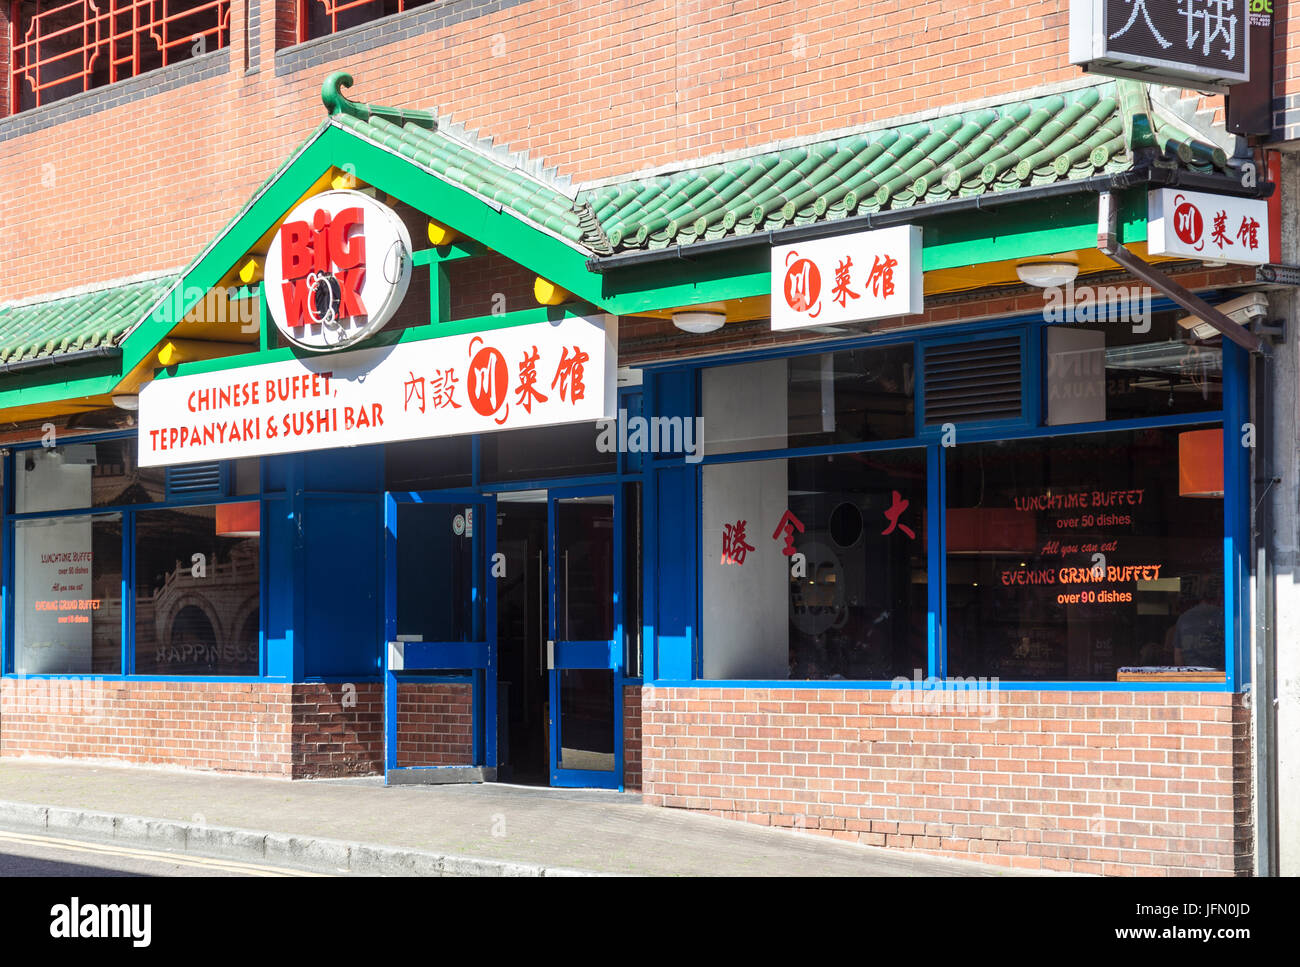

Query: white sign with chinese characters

[1147,188,1269,265]
[770,225,923,331]
[138,315,617,466]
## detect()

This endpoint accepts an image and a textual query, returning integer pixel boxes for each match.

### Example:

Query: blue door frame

[383,491,498,784]
[547,483,624,789]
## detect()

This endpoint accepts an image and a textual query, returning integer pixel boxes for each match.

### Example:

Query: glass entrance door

[383,493,497,784]
[547,486,622,788]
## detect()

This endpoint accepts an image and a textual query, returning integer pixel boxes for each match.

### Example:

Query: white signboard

[265,189,413,351]
[771,225,922,331]
[1148,188,1269,265]
[138,315,617,466]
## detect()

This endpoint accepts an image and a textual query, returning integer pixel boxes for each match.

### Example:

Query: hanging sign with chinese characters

[770,225,922,331]
[1069,0,1250,90]
[1147,188,1269,265]
[137,315,617,466]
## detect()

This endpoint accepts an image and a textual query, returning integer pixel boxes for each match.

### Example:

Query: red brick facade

[0,0,1090,305]
[0,678,475,779]
[639,686,1252,876]
[623,683,642,791]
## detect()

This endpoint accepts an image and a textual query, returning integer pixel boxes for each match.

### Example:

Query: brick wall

[291,681,383,777]
[393,681,475,768]
[0,678,294,774]
[641,687,1252,876]
[623,683,642,791]
[0,0,1087,304]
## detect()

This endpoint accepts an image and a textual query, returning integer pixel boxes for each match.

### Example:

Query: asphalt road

[0,830,335,877]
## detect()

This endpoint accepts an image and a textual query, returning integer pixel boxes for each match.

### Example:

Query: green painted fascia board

[149,303,598,381]
[0,362,124,411]
[600,188,1148,313]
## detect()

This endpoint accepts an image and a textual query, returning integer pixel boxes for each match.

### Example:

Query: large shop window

[133,505,260,676]
[13,514,124,675]
[945,425,1225,681]
[702,344,915,455]
[701,449,928,680]
[6,436,261,678]
[11,0,231,112]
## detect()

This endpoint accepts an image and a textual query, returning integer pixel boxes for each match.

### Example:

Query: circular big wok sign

[265,189,413,351]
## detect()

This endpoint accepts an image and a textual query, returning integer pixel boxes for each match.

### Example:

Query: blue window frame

[641,301,1247,693]
[1,430,269,682]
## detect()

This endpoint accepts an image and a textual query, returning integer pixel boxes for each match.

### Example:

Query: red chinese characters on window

[721,520,755,566]
[881,490,915,540]
[771,510,805,556]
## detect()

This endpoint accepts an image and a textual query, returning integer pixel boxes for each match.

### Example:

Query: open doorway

[495,492,550,784]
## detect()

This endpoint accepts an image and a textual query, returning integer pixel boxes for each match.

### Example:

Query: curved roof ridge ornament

[322,71,439,131]
[321,71,356,116]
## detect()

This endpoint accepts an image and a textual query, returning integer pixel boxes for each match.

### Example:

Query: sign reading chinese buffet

[770,225,922,331]
[1070,0,1250,90]
[137,315,618,466]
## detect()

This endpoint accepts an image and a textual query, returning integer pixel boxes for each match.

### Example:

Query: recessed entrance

[384,486,623,789]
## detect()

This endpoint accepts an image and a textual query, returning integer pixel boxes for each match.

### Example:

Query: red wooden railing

[10,0,230,111]
[298,0,432,43]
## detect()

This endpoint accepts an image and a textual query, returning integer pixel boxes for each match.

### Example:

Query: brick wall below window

[640,687,1252,876]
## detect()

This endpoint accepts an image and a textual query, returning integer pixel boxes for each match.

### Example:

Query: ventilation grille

[923,337,1023,426]
[165,463,228,500]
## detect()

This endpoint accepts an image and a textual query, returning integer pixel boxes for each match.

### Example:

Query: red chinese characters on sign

[1151,190,1268,265]
[551,346,590,403]
[721,520,755,566]
[771,226,921,331]
[771,510,805,556]
[467,337,510,424]
[882,491,915,540]
[515,346,548,414]
[783,256,822,317]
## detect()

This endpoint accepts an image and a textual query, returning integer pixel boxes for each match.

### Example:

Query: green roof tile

[0,277,176,367]
[324,74,1230,255]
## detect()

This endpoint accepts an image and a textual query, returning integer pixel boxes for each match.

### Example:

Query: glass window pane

[555,496,614,642]
[701,449,927,680]
[395,503,483,641]
[13,514,123,674]
[385,436,473,490]
[1045,310,1222,425]
[703,345,915,455]
[14,438,164,513]
[480,423,615,482]
[558,668,616,772]
[945,426,1225,681]
[134,505,260,676]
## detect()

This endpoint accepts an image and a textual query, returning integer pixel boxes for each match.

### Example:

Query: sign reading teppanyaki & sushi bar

[136,315,618,466]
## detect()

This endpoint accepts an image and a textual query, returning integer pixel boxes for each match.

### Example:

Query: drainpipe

[0,344,121,376]
[1097,190,1278,876]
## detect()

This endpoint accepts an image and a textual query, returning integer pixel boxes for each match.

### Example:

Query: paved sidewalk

[0,759,1011,876]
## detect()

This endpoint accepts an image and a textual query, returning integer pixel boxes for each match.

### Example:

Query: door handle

[547,639,555,671]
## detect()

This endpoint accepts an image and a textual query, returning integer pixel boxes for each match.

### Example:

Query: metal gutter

[0,345,121,376]
[587,166,1271,273]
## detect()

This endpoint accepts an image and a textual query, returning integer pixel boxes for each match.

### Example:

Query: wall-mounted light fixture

[1016,260,1079,288]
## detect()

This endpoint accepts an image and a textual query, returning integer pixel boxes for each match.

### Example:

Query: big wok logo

[266,190,413,352]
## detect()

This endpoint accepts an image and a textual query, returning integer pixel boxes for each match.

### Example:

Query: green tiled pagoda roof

[325,73,1233,255]
[0,276,175,367]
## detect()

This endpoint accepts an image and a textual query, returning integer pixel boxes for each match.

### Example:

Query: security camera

[1177,293,1270,341]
